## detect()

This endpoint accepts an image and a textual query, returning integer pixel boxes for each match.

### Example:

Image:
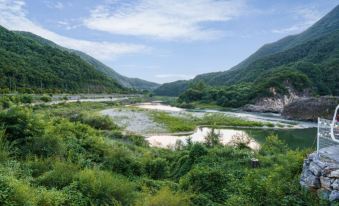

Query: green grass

[198,113,272,128]
[151,112,197,132]
[150,112,276,133]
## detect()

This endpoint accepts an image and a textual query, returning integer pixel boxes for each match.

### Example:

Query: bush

[259,135,288,156]
[70,112,119,130]
[37,161,78,189]
[107,131,149,147]
[180,167,229,203]
[145,158,168,179]
[0,107,44,144]
[0,129,15,162]
[143,187,190,206]
[0,174,36,205]
[75,169,136,206]
[28,135,65,157]
[18,94,33,104]
[103,145,143,176]
[40,95,52,102]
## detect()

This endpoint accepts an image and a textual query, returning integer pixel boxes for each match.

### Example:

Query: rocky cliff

[282,96,339,121]
[243,86,306,113]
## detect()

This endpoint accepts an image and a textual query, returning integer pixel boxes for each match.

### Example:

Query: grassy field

[150,112,197,132]
[150,111,275,133]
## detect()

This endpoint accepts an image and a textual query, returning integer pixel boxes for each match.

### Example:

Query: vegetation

[18,31,159,91]
[155,7,339,107]
[150,110,277,133]
[0,97,329,205]
[0,26,128,93]
[151,112,197,132]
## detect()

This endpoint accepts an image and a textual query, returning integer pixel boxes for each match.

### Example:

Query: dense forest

[154,5,339,107]
[17,32,159,91]
[0,26,128,93]
[0,96,325,205]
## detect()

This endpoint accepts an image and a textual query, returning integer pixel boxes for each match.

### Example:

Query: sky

[0,0,338,83]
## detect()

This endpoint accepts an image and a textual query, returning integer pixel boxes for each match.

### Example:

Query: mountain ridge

[0,26,126,93]
[154,4,339,98]
[17,31,159,91]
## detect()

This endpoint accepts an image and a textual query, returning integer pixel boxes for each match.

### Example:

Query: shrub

[259,135,288,156]
[0,174,36,205]
[0,129,15,162]
[145,158,168,179]
[0,107,44,144]
[36,188,67,206]
[28,135,65,157]
[75,169,136,206]
[40,95,52,102]
[204,128,221,147]
[103,145,143,176]
[180,167,229,203]
[18,94,33,104]
[70,112,119,130]
[37,161,78,189]
[107,131,149,147]
[144,187,190,206]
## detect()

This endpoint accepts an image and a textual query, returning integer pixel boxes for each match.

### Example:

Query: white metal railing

[317,105,339,155]
[330,105,339,143]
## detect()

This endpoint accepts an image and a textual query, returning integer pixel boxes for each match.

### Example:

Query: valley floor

[0,94,327,205]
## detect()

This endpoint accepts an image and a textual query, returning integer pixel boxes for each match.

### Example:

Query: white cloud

[272,7,323,34]
[0,0,147,60]
[84,0,246,40]
[45,1,64,10]
[56,20,82,30]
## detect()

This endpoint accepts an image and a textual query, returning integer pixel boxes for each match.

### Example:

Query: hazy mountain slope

[71,50,159,91]
[0,26,125,93]
[155,4,339,97]
[17,31,159,91]
[153,80,189,96]
[195,4,339,85]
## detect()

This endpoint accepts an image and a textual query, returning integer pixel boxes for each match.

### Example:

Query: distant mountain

[0,26,126,93]
[17,32,159,91]
[155,4,339,98]
[153,80,189,96]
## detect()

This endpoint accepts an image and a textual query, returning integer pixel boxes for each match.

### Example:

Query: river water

[131,102,317,149]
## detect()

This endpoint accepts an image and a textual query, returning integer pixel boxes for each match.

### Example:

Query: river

[103,102,318,150]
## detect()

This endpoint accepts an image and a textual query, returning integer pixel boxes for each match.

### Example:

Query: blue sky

[0,0,338,83]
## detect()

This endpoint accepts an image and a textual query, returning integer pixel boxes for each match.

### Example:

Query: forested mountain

[152,80,189,96]
[0,26,126,93]
[17,32,159,91]
[154,5,339,105]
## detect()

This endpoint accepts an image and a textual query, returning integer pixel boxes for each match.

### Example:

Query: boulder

[309,162,322,176]
[320,176,332,190]
[329,170,339,178]
[282,96,339,121]
[332,180,339,190]
[329,191,339,201]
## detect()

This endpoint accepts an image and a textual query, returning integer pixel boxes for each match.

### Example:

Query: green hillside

[153,80,189,96]
[0,26,126,93]
[155,5,339,105]
[17,32,159,91]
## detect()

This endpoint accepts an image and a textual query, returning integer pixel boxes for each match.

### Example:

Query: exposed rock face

[282,96,339,121]
[301,148,339,202]
[243,87,304,113]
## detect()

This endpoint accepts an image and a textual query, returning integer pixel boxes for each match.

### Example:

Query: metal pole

[317,117,320,156]
[330,105,339,143]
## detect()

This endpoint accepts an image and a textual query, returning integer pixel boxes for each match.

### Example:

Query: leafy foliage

[0,100,328,205]
[155,8,339,106]
[0,26,126,93]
